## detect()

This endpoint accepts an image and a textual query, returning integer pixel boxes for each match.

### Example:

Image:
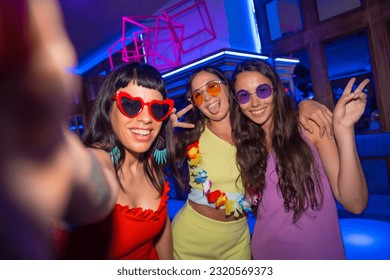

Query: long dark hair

[230,59,323,222]
[83,62,180,195]
[174,65,231,193]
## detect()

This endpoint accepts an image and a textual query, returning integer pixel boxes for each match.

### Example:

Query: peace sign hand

[333,78,370,130]
[170,104,195,129]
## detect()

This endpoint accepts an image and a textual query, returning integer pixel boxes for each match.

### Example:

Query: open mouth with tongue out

[207,100,221,114]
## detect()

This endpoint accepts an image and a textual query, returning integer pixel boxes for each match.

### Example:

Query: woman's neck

[122,150,143,174]
[206,115,233,144]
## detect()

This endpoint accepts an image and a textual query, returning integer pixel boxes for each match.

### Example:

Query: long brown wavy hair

[230,59,323,222]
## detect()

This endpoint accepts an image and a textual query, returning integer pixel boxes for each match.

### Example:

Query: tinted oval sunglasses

[234,83,273,104]
[188,80,225,107]
[112,91,174,122]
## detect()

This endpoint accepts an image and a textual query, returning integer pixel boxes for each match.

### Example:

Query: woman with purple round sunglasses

[230,59,368,259]
[234,83,273,104]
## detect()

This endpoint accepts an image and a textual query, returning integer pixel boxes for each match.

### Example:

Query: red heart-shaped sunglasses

[112,91,174,122]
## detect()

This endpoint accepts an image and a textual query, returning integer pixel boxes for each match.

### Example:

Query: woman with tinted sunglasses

[230,59,368,259]
[54,62,182,260]
[171,65,334,260]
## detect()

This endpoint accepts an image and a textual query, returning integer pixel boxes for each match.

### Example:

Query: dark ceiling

[58,0,372,81]
[59,0,172,63]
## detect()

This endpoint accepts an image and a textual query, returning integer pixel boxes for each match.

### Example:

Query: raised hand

[333,78,370,130]
[170,104,195,129]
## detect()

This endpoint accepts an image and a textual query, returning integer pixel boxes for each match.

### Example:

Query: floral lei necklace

[186,141,257,218]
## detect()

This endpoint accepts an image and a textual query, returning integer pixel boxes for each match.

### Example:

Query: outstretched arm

[60,134,119,226]
[298,100,333,139]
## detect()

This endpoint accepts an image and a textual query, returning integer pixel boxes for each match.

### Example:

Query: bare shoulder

[88,148,113,170]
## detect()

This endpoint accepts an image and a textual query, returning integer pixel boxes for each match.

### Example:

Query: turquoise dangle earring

[109,146,120,164]
[153,136,167,165]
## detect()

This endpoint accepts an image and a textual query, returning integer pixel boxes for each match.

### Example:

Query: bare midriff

[188,200,246,222]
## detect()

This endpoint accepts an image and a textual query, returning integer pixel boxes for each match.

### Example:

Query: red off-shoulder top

[53,183,170,260]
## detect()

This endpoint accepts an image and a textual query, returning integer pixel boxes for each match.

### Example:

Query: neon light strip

[68,50,111,75]
[274,57,300,63]
[68,28,137,75]
[248,0,261,53]
[69,2,263,76]
[162,50,268,78]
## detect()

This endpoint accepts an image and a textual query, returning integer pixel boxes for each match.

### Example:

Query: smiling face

[234,71,274,132]
[191,71,230,122]
[110,81,163,156]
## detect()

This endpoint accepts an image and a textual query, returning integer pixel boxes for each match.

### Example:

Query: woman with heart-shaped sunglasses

[54,62,182,260]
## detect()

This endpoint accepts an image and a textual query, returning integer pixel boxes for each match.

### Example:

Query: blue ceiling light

[247,0,261,54]
[68,27,138,75]
[68,0,263,76]
[67,42,118,75]
[162,50,268,78]
[274,57,300,63]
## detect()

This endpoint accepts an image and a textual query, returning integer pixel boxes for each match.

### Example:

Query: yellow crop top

[186,127,253,217]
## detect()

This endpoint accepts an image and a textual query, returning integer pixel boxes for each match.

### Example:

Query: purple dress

[251,141,345,260]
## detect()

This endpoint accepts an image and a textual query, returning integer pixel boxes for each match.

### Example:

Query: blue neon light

[162,50,268,78]
[274,57,300,63]
[68,1,263,76]
[248,0,261,53]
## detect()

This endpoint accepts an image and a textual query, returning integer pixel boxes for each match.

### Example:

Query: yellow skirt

[172,200,251,260]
